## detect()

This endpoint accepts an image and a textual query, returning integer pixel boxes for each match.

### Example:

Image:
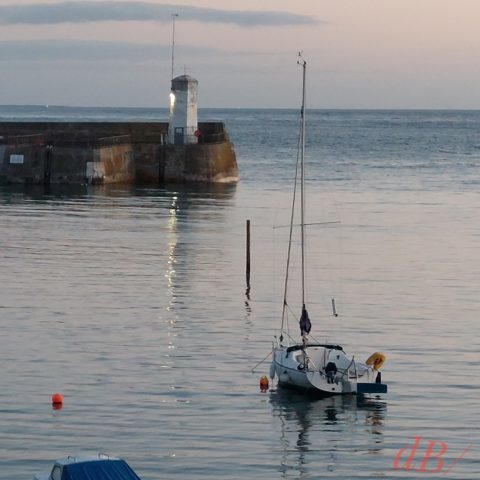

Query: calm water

[0,107,479,479]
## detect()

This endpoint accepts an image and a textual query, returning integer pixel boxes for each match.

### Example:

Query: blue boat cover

[61,459,141,480]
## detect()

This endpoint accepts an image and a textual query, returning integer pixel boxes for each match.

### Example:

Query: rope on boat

[250,349,273,373]
[280,103,303,341]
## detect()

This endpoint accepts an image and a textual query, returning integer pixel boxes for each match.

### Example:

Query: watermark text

[394,436,472,475]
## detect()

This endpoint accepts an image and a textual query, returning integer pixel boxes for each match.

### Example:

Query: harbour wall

[0,122,238,185]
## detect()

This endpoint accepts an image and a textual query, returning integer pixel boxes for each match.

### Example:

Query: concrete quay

[0,121,238,185]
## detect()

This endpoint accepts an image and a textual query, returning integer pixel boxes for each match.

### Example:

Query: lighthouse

[168,75,199,145]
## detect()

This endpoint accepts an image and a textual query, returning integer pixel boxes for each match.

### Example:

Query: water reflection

[0,181,238,367]
[270,389,386,479]
[164,194,179,360]
[0,182,237,202]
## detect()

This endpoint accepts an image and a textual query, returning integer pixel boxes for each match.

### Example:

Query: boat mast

[299,54,306,310]
[280,54,311,343]
[297,53,311,341]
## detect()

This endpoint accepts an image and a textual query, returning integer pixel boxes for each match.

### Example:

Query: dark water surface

[1,107,479,479]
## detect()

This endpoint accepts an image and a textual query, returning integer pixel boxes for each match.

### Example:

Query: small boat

[33,454,142,480]
[270,55,388,397]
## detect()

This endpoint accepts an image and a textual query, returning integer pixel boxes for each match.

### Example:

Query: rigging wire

[279,84,303,342]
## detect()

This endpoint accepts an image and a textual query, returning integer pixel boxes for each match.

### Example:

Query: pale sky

[0,0,479,109]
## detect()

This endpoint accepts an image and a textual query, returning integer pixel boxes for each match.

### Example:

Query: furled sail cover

[61,459,142,480]
[299,306,311,336]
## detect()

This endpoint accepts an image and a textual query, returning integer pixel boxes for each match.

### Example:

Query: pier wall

[162,142,239,183]
[0,122,238,185]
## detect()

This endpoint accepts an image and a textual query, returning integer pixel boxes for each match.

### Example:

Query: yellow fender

[366,352,386,370]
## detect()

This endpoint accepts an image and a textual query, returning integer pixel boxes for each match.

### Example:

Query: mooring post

[246,219,251,293]
[44,145,52,186]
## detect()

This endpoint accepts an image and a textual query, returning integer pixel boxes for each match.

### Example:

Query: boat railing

[340,357,358,382]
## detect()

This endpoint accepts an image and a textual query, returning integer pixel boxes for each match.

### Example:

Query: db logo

[394,436,472,474]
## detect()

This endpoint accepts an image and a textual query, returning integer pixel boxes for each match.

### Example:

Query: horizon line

[1,104,480,112]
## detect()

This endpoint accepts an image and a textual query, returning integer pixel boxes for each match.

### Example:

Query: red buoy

[259,375,269,392]
[51,392,64,409]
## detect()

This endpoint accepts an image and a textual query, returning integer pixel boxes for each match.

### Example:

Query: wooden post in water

[246,219,251,294]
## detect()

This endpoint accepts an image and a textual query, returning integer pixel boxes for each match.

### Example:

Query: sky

[0,0,479,109]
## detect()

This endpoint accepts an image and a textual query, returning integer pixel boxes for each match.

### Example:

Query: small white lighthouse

[168,75,199,145]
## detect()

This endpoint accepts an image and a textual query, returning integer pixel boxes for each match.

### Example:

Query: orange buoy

[259,375,269,392]
[51,392,64,409]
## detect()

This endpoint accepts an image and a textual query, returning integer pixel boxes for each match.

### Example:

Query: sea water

[0,106,479,479]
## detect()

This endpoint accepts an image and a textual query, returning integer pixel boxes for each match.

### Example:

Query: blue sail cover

[61,459,142,480]
[299,306,311,336]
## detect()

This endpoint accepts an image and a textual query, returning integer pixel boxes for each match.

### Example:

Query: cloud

[0,2,318,27]
[0,39,222,62]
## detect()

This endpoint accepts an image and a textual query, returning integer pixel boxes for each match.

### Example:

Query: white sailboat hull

[272,344,386,396]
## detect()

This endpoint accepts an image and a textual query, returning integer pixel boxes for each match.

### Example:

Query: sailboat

[270,55,387,396]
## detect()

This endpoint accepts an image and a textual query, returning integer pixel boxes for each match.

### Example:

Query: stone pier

[0,121,238,185]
